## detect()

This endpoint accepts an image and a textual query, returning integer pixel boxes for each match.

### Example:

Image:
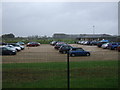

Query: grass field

[2,60,118,88]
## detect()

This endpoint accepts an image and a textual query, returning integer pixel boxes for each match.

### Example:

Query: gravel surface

[2,44,119,63]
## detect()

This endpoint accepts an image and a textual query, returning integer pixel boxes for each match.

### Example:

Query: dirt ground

[1,44,119,63]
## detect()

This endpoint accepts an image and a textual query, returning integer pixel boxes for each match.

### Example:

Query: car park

[0,46,17,55]
[69,47,90,57]
[26,42,40,47]
[59,44,73,54]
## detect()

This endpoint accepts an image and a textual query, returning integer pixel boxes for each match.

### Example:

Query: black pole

[67,51,70,90]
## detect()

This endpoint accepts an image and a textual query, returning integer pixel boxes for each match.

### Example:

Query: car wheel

[86,53,90,56]
[71,53,75,57]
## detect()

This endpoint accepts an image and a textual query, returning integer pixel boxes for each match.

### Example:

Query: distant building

[53,33,80,39]
[52,33,117,41]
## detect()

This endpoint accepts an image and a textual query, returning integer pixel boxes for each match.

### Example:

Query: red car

[26,42,40,47]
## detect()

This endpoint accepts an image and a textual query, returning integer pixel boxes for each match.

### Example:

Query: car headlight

[12,51,15,52]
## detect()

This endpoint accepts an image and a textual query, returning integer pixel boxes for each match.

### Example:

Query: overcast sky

[2,2,118,37]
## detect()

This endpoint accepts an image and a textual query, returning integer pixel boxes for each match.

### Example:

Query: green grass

[3,39,76,44]
[2,61,118,88]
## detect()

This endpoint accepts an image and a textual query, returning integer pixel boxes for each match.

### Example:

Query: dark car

[69,47,90,57]
[54,43,66,50]
[107,42,120,50]
[26,42,40,47]
[90,41,99,45]
[0,46,17,55]
[0,42,7,45]
[59,45,73,54]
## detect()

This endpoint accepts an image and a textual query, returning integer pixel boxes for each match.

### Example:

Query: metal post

[93,25,95,35]
[67,51,70,90]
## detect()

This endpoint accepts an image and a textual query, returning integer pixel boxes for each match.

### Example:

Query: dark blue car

[69,47,90,57]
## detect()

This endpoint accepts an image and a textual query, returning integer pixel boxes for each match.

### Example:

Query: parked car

[117,45,120,52]
[26,42,40,47]
[54,43,66,50]
[16,43,25,50]
[83,41,92,45]
[50,41,57,46]
[7,43,21,51]
[0,42,7,45]
[5,45,17,51]
[107,42,120,50]
[90,41,99,45]
[101,43,109,49]
[76,41,82,44]
[59,44,73,54]
[55,42,65,45]
[97,40,109,47]
[80,41,85,45]
[0,46,17,55]
[17,42,25,45]
[69,47,90,57]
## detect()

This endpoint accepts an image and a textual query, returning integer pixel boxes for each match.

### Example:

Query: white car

[101,43,109,49]
[16,43,25,50]
[8,43,23,51]
[5,45,17,51]
[15,46,21,51]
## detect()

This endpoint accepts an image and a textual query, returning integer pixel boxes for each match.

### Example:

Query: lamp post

[93,25,95,34]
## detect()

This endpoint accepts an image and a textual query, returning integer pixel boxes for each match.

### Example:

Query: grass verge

[2,60,118,88]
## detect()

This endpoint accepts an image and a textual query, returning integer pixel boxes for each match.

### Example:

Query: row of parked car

[100,42,120,51]
[77,39,120,52]
[76,40,99,45]
[50,41,91,57]
[0,42,25,55]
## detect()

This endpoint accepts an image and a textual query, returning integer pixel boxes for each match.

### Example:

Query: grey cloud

[2,2,118,37]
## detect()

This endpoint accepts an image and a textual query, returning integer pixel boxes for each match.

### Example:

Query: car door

[77,49,85,56]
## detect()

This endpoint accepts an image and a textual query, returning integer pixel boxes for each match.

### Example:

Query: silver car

[101,43,109,49]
